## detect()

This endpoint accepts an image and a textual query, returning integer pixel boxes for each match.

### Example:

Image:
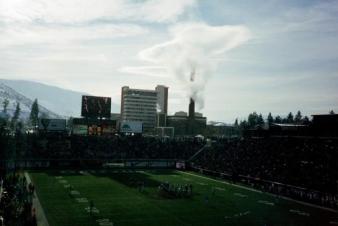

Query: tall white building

[120,86,158,130]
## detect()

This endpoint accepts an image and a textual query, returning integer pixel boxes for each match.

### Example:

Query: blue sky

[0,0,337,122]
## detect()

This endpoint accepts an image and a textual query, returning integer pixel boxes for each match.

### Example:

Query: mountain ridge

[0,79,119,118]
[0,82,60,119]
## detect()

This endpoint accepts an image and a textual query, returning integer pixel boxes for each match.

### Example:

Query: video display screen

[81,95,111,118]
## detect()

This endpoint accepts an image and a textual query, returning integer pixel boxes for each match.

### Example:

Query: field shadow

[92,170,201,200]
[92,170,161,189]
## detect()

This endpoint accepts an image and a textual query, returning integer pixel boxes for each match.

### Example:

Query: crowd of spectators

[0,172,37,226]
[193,137,338,208]
[13,134,205,160]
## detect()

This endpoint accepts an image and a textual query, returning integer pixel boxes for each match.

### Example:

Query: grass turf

[29,170,337,226]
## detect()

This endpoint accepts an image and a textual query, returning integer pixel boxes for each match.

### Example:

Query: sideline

[0,181,3,200]
[24,172,50,226]
[179,171,338,214]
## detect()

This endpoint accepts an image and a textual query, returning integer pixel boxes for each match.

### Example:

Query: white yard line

[215,187,226,191]
[179,171,338,213]
[234,193,248,198]
[258,200,275,206]
[24,172,50,226]
[289,209,310,217]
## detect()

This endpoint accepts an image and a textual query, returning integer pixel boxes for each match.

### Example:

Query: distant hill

[0,82,60,119]
[0,79,119,118]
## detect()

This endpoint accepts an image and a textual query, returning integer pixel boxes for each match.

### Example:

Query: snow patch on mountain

[0,83,60,119]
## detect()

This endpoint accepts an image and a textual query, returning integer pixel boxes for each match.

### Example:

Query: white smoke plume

[139,22,251,109]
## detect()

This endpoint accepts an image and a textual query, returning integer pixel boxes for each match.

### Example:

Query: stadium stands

[192,137,338,208]
[0,173,37,226]
[1,133,337,209]
[13,134,205,160]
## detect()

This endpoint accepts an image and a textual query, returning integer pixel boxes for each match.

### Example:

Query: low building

[167,111,207,136]
[38,118,67,134]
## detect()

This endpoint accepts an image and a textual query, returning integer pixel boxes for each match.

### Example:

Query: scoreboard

[81,95,111,118]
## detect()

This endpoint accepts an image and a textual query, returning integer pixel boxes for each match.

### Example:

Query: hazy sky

[1,0,338,122]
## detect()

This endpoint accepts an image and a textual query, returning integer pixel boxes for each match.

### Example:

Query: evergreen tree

[275,115,282,123]
[295,110,302,123]
[239,120,249,130]
[303,116,310,125]
[248,112,258,128]
[1,98,10,124]
[10,102,21,131]
[286,112,294,123]
[29,98,39,128]
[267,112,273,125]
[234,118,239,127]
[2,98,9,113]
[257,114,264,126]
[13,102,20,121]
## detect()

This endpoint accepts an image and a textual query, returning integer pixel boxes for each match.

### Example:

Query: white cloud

[127,0,196,23]
[0,0,195,24]
[118,66,168,78]
[136,22,251,109]
[0,23,148,47]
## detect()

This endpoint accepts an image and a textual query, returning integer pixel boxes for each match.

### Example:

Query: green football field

[29,170,337,226]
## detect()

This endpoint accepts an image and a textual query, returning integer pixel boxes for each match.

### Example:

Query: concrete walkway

[24,172,50,226]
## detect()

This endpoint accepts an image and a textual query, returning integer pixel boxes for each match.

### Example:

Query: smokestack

[189,70,195,119]
[189,98,195,119]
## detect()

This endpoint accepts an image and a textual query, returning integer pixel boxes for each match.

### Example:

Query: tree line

[234,110,334,130]
[0,98,40,133]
